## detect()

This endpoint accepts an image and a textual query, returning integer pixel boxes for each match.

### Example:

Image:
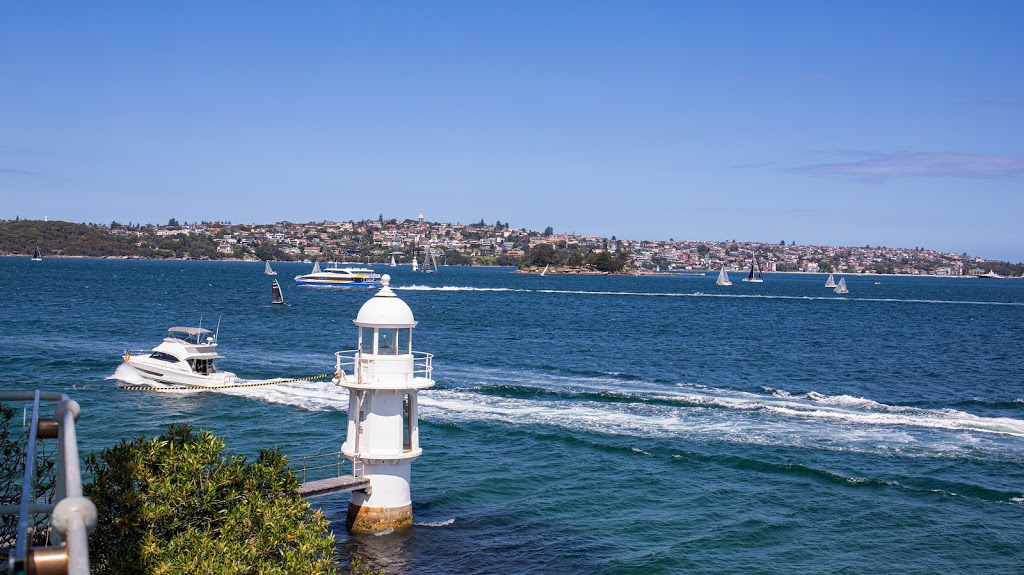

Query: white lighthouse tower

[334,274,435,533]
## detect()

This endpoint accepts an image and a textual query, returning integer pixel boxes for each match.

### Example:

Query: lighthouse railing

[333,350,433,386]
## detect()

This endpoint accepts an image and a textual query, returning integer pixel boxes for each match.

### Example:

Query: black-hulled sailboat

[741,256,764,282]
[271,279,285,305]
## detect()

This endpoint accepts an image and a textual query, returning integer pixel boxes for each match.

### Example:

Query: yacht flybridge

[121,326,236,387]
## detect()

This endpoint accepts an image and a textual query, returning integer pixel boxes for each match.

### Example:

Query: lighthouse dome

[354,275,417,327]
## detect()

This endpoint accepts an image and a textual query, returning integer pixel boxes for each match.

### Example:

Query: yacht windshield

[168,328,214,345]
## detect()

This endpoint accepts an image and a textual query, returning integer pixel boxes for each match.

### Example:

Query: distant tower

[335,275,435,533]
[418,212,424,225]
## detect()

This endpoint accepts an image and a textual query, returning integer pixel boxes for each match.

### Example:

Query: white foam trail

[415,518,456,527]
[107,363,150,386]
[219,380,349,410]
[392,285,1023,307]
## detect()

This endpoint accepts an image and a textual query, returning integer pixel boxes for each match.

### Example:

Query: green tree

[521,244,562,267]
[585,251,627,273]
[84,424,338,574]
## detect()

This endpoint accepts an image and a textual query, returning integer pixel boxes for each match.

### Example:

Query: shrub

[84,424,337,574]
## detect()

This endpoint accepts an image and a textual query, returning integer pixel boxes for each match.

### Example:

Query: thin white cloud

[793,152,1024,183]
[0,168,39,176]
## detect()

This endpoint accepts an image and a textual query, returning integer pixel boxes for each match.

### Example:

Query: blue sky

[2,1,1022,261]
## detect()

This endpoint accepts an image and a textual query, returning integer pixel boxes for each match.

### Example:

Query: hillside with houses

[1,216,1021,277]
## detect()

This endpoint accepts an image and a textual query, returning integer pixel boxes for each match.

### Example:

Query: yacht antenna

[215,316,222,343]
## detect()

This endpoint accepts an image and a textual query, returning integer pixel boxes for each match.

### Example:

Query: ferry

[294,263,383,288]
[120,326,236,388]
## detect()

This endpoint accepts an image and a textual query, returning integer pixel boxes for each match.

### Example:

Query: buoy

[123,352,130,362]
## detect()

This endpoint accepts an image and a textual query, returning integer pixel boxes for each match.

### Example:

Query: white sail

[31,246,42,261]
[271,279,284,304]
[312,261,321,274]
[390,255,397,267]
[825,273,836,288]
[264,261,277,276]
[716,265,732,286]
[834,277,849,294]
[541,264,549,276]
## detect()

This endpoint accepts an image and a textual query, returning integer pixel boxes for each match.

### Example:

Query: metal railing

[333,350,433,386]
[291,451,362,482]
[0,391,95,575]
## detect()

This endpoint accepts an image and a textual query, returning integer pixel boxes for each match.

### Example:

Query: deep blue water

[2,258,1023,574]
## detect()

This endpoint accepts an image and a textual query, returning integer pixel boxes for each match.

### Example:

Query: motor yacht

[120,326,236,387]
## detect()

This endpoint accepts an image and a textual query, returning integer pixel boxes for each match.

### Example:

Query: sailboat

[741,256,764,282]
[311,261,321,274]
[540,264,549,276]
[833,277,849,294]
[716,265,732,286]
[390,255,397,267]
[423,247,437,273]
[824,273,836,288]
[271,279,285,305]
[264,261,277,276]
[30,246,42,261]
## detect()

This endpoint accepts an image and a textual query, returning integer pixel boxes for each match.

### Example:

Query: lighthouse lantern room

[333,274,434,533]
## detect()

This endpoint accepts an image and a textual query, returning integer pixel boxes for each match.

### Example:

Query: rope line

[118,373,332,392]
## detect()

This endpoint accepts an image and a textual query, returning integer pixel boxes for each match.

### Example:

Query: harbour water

[2,258,1023,574]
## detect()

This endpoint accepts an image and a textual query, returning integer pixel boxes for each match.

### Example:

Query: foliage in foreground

[84,424,337,575]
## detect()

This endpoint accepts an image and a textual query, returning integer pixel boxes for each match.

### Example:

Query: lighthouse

[334,274,435,533]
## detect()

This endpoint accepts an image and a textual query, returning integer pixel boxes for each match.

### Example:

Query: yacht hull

[123,359,236,387]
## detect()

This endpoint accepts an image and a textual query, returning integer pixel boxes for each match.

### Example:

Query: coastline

[5,255,1012,278]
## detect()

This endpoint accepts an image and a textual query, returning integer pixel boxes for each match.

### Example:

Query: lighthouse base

[346,502,413,533]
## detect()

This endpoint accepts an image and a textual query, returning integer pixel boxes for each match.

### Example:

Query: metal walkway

[292,450,369,499]
[298,475,371,499]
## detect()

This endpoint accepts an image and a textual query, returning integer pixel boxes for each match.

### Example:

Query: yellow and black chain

[118,373,332,392]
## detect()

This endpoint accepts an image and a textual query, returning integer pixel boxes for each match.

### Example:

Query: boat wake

[393,285,1023,307]
[189,362,1024,460]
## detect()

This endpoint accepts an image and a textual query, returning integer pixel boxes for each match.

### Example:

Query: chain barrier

[118,373,332,392]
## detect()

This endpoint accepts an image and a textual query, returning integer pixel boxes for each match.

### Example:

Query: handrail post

[11,391,41,574]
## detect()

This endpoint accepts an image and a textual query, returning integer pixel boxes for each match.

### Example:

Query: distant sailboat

[741,256,764,283]
[423,247,437,273]
[824,273,836,288]
[264,261,277,276]
[390,255,397,267]
[834,277,849,294]
[311,261,321,274]
[31,246,42,261]
[271,279,285,305]
[716,265,732,286]
[540,264,549,276]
